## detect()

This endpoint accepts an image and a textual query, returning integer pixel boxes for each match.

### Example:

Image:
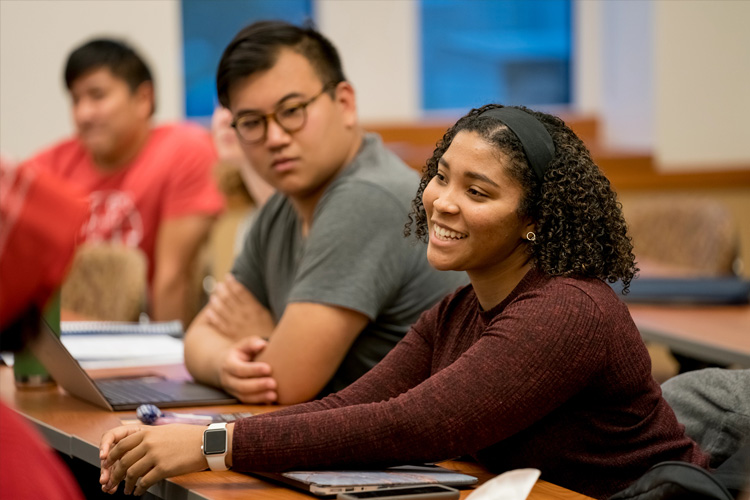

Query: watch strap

[206,454,228,471]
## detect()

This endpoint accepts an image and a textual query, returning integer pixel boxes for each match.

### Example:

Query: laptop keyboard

[96,378,175,406]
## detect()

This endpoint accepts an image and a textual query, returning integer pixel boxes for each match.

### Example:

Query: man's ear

[333,81,357,128]
[134,81,155,118]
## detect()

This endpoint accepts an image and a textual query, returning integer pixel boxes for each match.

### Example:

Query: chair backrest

[61,243,147,321]
[623,196,741,277]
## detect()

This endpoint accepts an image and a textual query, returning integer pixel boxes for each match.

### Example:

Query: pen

[136,404,214,425]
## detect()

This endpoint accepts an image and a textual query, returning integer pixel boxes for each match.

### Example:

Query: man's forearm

[152,214,214,325]
[242,303,369,404]
[185,296,366,404]
[184,313,234,387]
[151,275,192,325]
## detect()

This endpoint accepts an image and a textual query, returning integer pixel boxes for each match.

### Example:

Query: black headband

[478,107,555,181]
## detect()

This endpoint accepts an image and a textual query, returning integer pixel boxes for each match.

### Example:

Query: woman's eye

[468,188,486,197]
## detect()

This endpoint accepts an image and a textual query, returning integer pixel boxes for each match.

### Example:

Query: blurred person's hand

[211,106,275,207]
[211,106,246,166]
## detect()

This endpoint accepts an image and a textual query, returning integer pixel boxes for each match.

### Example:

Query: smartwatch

[202,422,229,471]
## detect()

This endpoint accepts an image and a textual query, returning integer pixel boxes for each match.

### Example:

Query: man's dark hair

[216,20,346,108]
[64,38,154,112]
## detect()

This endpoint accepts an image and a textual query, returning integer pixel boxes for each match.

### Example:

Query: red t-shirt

[23,122,225,283]
[0,163,86,500]
[0,403,84,500]
[0,164,89,326]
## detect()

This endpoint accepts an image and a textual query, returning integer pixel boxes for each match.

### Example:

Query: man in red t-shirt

[22,39,224,325]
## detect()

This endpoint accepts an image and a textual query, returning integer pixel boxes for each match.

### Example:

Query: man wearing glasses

[184,21,467,405]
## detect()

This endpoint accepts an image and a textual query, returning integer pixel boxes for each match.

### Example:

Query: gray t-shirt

[232,133,467,397]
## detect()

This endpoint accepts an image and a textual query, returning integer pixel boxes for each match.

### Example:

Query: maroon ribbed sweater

[233,269,708,499]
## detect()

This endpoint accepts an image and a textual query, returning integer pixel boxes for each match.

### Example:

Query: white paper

[61,334,184,368]
[466,468,541,500]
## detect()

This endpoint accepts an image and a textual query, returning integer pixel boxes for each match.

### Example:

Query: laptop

[30,317,237,411]
[251,465,478,497]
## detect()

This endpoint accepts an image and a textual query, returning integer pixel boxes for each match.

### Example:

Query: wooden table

[0,364,591,500]
[628,304,750,367]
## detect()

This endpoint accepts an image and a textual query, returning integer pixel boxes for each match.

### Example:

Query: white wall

[654,0,750,171]
[573,0,602,116]
[574,0,655,150]
[0,0,419,163]
[574,0,750,171]
[2,0,748,173]
[316,0,420,123]
[599,0,654,151]
[0,0,183,162]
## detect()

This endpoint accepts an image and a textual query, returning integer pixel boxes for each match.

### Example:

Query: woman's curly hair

[405,104,637,293]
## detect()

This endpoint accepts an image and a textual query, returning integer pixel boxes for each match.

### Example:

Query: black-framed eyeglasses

[230,82,337,144]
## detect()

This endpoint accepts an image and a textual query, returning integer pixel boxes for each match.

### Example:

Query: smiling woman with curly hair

[99,105,708,500]
[407,103,637,293]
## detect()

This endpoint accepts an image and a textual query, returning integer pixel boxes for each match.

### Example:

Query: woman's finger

[108,444,148,493]
[106,428,145,466]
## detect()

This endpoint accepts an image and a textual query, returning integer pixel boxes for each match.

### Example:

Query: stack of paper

[60,321,185,369]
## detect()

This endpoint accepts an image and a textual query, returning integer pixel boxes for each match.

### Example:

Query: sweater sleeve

[232,285,608,471]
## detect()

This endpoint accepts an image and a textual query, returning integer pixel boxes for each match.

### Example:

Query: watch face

[203,428,227,455]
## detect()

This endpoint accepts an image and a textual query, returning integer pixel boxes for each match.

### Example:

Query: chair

[662,368,750,469]
[61,243,147,321]
[613,370,750,499]
[623,196,741,277]
[622,196,742,380]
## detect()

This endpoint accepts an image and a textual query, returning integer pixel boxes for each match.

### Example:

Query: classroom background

[1,0,748,281]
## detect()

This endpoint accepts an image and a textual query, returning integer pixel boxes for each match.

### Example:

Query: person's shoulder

[326,134,418,210]
[536,272,610,298]
[533,272,627,317]
[497,272,631,349]
[344,134,416,183]
[561,274,620,300]
[144,123,217,172]
[251,192,295,233]
[21,136,88,174]
[256,191,289,216]
[151,122,214,149]
[153,122,212,141]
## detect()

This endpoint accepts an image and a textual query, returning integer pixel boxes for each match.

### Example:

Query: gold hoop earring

[526,231,536,242]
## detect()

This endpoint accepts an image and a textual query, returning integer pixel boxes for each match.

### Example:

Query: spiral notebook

[62,320,184,336]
